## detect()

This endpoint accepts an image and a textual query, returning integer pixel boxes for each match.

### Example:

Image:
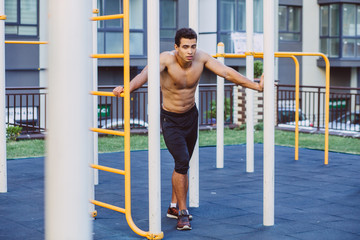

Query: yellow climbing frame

[89,1,163,239]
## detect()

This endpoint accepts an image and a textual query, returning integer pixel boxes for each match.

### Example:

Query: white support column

[90,0,98,218]
[46,1,92,239]
[39,0,48,131]
[189,0,199,208]
[92,0,99,186]
[246,0,254,173]
[263,0,275,226]
[216,43,224,169]
[147,0,162,234]
[0,0,7,193]
[274,0,279,81]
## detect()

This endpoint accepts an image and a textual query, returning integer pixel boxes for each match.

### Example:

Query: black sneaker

[177,210,192,230]
[167,207,193,220]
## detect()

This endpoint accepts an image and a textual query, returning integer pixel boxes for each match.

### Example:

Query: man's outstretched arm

[204,54,264,92]
[113,66,149,97]
[113,52,169,97]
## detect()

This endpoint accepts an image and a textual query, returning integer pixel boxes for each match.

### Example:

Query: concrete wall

[302,0,326,86]
[5,43,40,87]
[198,0,217,55]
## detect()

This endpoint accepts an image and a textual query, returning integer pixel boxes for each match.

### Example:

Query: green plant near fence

[254,60,263,78]
[6,126,22,141]
[206,98,231,121]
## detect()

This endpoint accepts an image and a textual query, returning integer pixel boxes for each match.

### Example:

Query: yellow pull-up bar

[91,53,124,59]
[91,13,124,21]
[5,41,48,44]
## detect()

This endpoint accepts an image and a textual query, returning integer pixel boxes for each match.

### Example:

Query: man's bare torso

[160,50,206,113]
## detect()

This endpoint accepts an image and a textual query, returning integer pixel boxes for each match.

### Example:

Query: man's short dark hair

[175,28,197,47]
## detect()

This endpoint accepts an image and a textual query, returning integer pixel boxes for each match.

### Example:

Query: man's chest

[164,64,203,88]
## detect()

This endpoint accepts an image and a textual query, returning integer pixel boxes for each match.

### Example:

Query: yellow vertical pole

[291,56,300,161]
[123,0,131,223]
[323,54,330,165]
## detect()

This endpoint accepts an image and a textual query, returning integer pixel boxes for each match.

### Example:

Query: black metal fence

[97,84,235,129]
[5,84,235,134]
[276,84,360,132]
[6,87,47,134]
[6,84,360,135]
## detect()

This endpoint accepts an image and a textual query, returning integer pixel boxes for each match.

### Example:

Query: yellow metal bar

[90,90,124,97]
[122,1,162,239]
[5,41,48,44]
[0,15,6,20]
[90,128,125,136]
[91,13,124,21]
[91,200,126,214]
[322,54,330,165]
[91,53,124,58]
[90,164,125,175]
[90,91,114,97]
[123,0,139,236]
[290,56,300,160]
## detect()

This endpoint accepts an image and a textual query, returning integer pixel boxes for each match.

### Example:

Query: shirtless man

[113,28,264,231]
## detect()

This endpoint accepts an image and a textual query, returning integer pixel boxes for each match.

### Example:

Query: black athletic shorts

[160,105,198,175]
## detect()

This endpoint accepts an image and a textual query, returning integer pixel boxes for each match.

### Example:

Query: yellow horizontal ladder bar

[91,164,125,175]
[91,53,124,59]
[90,128,125,136]
[0,15,6,20]
[91,91,124,97]
[91,13,124,21]
[91,200,125,214]
[5,41,48,44]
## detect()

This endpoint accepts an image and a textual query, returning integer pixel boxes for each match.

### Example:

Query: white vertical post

[246,0,254,173]
[92,0,99,186]
[39,0,48,131]
[46,0,92,239]
[0,0,7,193]
[147,0,161,234]
[274,0,279,81]
[263,0,275,226]
[90,0,98,218]
[189,0,199,208]
[216,43,224,169]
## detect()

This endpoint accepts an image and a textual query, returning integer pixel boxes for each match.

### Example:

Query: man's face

[175,38,197,62]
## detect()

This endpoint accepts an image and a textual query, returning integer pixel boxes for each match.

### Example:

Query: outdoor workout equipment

[0,4,5,193]
[89,0,163,239]
[213,50,330,166]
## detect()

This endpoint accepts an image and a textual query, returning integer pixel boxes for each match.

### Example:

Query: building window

[218,0,263,53]
[97,0,145,56]
[5,0,38,37]
[160,0,177,39]
[320,3,360,59]
[278,5,301,41]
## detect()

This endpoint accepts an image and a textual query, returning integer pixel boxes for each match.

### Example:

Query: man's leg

[171,173,177,204]
[172,170,192,230]
[172,170,188,211]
